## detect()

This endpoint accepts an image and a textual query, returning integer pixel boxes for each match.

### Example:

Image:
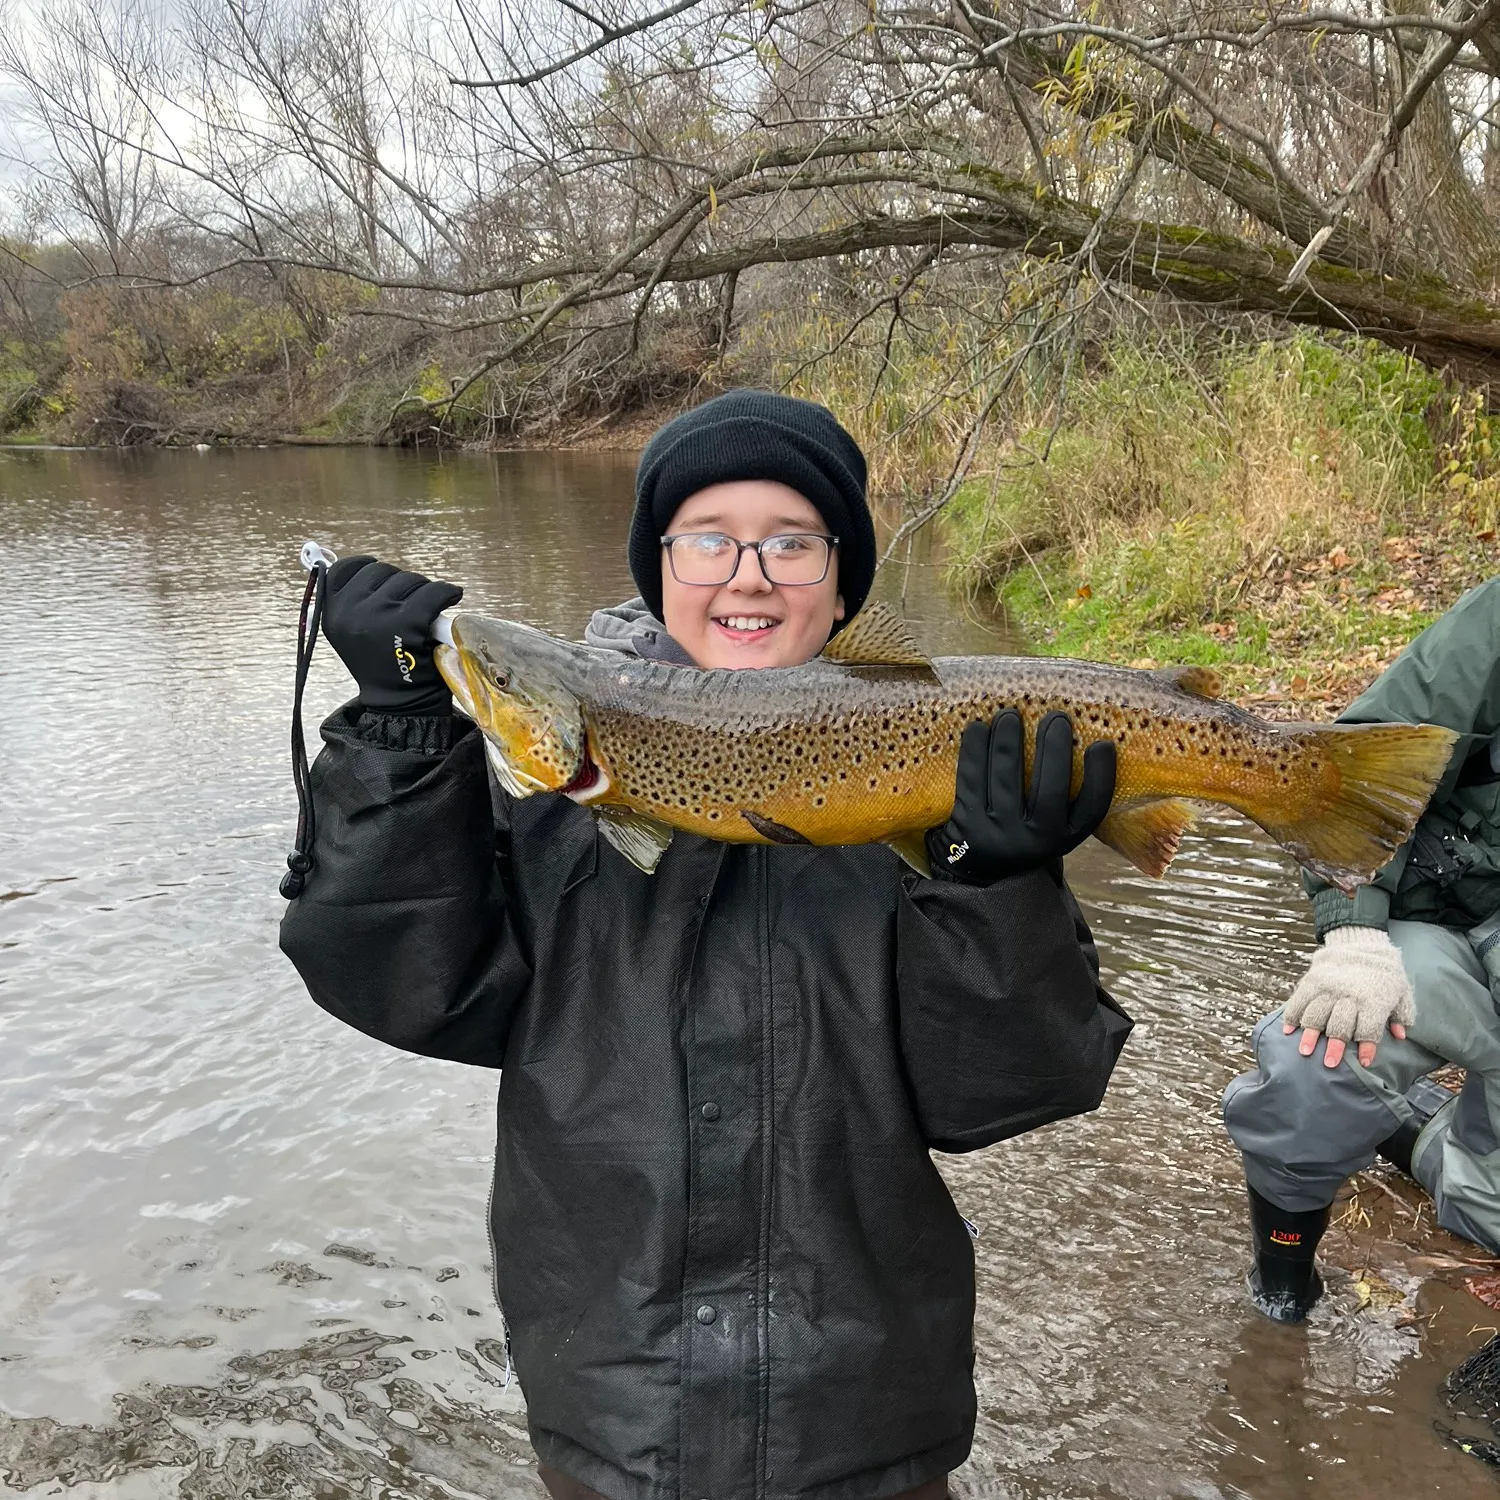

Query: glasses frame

[660,531,840,588]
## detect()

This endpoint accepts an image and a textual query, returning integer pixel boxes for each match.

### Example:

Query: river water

[2,445,1495,1499]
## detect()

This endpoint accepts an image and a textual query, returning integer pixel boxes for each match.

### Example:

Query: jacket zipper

[754,846,774,1500]
[484,1137,512,1387]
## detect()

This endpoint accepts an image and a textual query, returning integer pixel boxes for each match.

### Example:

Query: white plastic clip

[299,540,337,571]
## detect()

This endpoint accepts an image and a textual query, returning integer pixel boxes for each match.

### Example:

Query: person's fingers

[1299,1026,1322,1057]
[953,719,991,821]
[1286,985,1335,1034]
[1324,992,1361,1041]
[326,555,383,594]
[984,709,1024,821]
[1390,1021,1408,1041]
[407,578,464,621]
[1068,738,1117,840]
[1028,712,1073,817]
[382,568,435,603]
[1323,1036,1347,1069]
[1357,1040,1378,1067]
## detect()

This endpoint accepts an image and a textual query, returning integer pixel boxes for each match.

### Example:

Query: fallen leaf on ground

[1466,1271,1500,1309]
[1353,1270,1406,1310]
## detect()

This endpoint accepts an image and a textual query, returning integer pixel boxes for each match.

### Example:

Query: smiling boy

[281,390,1131,1500]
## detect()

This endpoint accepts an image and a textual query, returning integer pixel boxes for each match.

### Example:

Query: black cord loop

[281,561,329,899]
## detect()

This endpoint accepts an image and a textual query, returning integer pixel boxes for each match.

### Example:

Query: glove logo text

[393,635,417,684]
[946,840,968,865]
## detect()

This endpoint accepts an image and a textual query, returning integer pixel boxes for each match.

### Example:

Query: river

[2,445,1494,1499]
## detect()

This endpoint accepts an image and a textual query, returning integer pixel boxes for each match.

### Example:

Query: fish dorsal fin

[821,603,934,670]
[1155,665,1223,700]
[1094,798,1198,878]
[594,805,674,874]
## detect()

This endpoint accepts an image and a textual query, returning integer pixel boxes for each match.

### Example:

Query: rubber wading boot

[1377,1074,1455,1180]
[1246,1185,1330,1324]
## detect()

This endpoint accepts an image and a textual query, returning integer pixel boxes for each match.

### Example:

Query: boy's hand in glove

[322,555,464,714]
[1282,925,1413,1069]
[927,709,1116,884]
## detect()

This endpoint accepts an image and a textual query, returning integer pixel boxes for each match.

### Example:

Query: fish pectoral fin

[819,602,935,671]
[593,806,674,873]
[742,810,812,845]
[884,831,932,877]
[1154,665,1223,700]
[1093,798,1197,878]
[484,737,544,799]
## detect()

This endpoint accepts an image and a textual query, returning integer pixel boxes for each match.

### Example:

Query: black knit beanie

[629,390,875,629]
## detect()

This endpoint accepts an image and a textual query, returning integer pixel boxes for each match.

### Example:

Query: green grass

[943,330,1496,703]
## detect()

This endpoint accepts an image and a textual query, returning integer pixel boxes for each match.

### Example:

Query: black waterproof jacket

[281,689,1131,1500]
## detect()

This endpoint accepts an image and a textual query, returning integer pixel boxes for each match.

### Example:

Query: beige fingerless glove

[1282,926,1414,1044]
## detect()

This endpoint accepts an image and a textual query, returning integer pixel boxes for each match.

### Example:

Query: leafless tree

[3,0,1500,452]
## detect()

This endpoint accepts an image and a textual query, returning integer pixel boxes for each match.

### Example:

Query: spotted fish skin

[438,611,1458,892]
[583,655,1338,845]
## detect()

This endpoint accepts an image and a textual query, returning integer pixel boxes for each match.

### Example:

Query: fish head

[436,615,596,800]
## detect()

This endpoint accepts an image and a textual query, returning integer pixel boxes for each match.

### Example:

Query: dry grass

[942,331,1500,712]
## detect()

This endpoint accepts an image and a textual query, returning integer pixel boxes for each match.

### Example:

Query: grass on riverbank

[942,333,1500,715]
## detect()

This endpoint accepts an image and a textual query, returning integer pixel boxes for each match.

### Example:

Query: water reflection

[0,447,1485,1499]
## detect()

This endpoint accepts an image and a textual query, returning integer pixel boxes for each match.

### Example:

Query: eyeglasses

[661,531,839,587]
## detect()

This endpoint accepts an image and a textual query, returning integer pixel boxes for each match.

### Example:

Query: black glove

[322,555,464,714]
[927,709,1116,884]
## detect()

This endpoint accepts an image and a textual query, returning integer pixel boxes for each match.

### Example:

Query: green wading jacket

[1308,575,1500,936]
[279,696,1131,1500]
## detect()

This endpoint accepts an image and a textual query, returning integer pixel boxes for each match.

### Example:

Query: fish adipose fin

[743,810,812,844]
[821,603,935,672]
[594,806,674,873]
[1252,722,1459,895]
[1155,665,1222,700]
[1094,799,1197,878]
[884,831,933,877]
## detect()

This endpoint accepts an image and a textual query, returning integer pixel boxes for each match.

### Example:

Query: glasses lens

[669,532,738,584]
[759,534,830,584]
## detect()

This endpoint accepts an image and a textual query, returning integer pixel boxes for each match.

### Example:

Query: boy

[282,390,1130,1500]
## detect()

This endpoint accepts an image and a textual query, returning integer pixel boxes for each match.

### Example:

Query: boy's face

[660,480,845,670]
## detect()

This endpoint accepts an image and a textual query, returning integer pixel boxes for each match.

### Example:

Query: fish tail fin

[1252,722,1459,894]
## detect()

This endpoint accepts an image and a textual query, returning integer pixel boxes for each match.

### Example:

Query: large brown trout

[435,603,1457,892]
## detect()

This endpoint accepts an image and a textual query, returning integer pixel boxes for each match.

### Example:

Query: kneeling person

[1225,577,1500,1321]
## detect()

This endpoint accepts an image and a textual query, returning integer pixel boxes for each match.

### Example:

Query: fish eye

[490,669,510,690]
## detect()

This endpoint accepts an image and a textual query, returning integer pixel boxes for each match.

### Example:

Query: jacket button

[699,1102,721,1122]
[695,1304,716,1325]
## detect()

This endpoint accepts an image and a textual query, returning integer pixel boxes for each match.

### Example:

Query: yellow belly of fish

[590,704,1302,849]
